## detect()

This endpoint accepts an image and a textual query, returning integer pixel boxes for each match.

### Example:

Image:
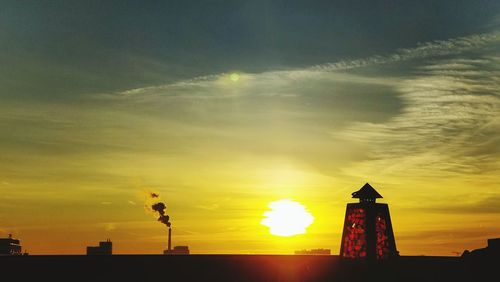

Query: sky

[1,0,499,255]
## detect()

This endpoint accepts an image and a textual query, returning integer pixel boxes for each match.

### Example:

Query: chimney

[168,227,172,251]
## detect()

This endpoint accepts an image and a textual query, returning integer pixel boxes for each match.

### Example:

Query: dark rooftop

[352,183,383,200]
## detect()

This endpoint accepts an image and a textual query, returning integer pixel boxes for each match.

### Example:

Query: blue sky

[2,0,499,98]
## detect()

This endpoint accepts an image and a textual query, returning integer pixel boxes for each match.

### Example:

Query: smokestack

[168,227,172,251]
[146,192,173,253]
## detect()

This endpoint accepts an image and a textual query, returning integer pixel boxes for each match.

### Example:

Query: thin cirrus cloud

[421,194,500,214]
[116,31,500,99]
[339,55,500,180]
[111,31,500,185]
[106,32,500,166]
[102,30,500,227]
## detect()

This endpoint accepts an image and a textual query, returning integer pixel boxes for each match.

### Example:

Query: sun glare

[229,73,240,82]
[261,199,314,237]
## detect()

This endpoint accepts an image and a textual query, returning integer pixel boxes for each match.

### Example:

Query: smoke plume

[148,192,171,227]
[152,202,171,227]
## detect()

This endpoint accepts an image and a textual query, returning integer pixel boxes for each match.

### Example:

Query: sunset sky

[1,1,499,256]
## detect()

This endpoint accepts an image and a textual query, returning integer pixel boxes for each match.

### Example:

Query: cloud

[103,31,500,183]
[420,194,500,214]
[114,31,500,100]
[3,30,499,190]
[313,32,500,71]
[115,69,396,103]
[339,51,500,180]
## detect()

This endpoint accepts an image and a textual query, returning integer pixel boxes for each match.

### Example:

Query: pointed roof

[352,183,383,199]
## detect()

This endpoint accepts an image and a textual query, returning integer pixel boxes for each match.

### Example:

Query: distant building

[295,248,331,255]
[164,245,190,255]
[86,239,112,255]
[462,238,500,260]
[0,234,23,256]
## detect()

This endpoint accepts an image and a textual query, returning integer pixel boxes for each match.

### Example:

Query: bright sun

[261,199,314,237]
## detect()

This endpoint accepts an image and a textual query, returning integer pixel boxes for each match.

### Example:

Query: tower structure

[340,183,398,260]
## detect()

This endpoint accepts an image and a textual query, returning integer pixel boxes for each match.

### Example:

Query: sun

[229,73,240,82]
[261,199,314,237]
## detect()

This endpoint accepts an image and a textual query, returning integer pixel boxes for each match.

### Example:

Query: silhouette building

[163,227,190,255]
[86,239,112,255]
[340,183,398,260]
[462,237,500,260]
[0,234,22,256]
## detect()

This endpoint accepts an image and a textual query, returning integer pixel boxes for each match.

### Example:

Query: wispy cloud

[313,32,500,71]
[420,194,500,214]
[109,31,500,184]
[115,31,500,99]
[339,53,500,180]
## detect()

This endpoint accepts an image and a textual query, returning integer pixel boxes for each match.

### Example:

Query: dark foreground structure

[0,254,497,282]
[0,234,22,256]
[86,239,112,255]
[340,183,398,260]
